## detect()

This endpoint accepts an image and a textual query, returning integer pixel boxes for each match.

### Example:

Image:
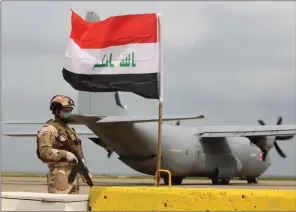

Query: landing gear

[210,168,231,185]
[163,176,183,185]
[211,177,230,185]
[247,177,259,184]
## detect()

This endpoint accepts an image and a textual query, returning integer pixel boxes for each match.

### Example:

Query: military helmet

[49,95,75,114]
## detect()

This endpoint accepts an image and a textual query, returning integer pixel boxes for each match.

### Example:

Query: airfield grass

[2,172,296,181]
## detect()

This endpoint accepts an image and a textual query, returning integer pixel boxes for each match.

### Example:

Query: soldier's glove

[66,151,78,163]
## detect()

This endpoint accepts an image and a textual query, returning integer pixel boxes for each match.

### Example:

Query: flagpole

[156,13,164,186]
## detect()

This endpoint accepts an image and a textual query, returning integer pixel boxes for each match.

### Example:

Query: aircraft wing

[95,114,205,123]
[197,125,296,137]
[2,114,204,125]
[2,131,95,137]
[53,114,204,124]
[2,114,204,137]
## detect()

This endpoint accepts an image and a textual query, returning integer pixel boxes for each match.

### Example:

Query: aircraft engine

[248,116,293,161]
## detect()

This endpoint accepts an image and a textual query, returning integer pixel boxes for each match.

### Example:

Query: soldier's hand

[66,152,78,162]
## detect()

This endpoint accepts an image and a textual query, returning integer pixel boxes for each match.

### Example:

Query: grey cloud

[160,5,295,103]
[1,1,207,54]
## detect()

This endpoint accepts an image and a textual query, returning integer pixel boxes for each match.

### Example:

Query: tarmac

[2,176,296,194]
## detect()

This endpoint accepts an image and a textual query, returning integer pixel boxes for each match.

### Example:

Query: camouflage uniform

[36,95,89,194]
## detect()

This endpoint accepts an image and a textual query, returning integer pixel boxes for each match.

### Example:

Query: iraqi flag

[62,11,160,99]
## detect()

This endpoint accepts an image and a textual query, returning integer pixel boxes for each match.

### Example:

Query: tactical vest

[36,119,84,163]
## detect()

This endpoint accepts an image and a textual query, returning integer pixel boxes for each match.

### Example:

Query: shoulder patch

[38,126,50,136]
[59,135,67,142]
[41,130,49,135]
[38,125,58,137]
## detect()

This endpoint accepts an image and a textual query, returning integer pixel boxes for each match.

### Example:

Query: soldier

[36,95,91,194]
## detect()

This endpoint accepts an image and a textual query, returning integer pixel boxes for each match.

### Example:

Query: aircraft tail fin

[77,91,128,116]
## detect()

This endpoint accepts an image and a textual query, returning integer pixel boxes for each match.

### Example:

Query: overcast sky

[1,1,296,176]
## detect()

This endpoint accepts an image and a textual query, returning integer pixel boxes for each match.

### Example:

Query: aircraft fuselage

[92,122,271,179]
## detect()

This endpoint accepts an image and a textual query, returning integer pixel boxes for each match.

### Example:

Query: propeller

[257,116,293,160]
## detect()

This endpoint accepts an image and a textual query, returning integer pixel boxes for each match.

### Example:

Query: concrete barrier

[1,192,89,211]
[89,187,296,211]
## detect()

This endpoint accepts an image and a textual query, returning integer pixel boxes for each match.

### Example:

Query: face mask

[62,111,72,121]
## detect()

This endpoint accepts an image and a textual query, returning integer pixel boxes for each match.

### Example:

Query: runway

[2,176,296,194]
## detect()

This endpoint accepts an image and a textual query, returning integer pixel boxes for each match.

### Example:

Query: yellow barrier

[89,187,296,211]
[154,169,172,187]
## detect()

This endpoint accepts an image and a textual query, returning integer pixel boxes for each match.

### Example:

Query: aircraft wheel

[171,176,183,185]
[211,177,230,185]
[247,177,258,184]
[247,178,253,184]
[252,177,259,184]
[163,177,169,185]
[163,176,183,185]
[220,178,230,185]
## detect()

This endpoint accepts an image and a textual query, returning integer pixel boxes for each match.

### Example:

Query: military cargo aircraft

[3,90,296,186]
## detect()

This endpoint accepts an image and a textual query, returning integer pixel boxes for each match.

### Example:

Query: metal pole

[155,13,164,186]
[156,102,163,186]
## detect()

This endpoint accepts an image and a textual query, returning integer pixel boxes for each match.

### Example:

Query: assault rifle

[67,149,93,187]
[57,132,93,187]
